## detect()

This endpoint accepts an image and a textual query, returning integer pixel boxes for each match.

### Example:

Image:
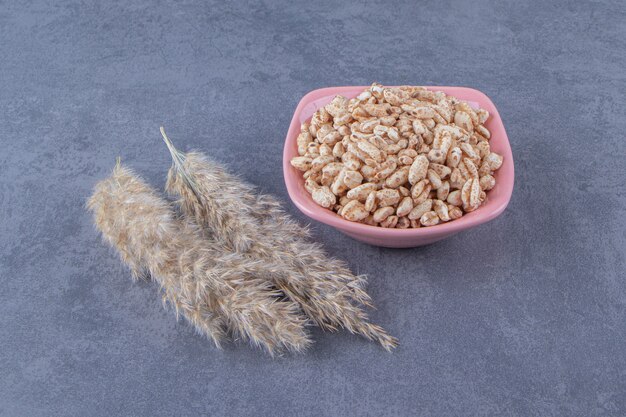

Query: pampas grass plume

[160,129,398,351]
[87,159,311,355]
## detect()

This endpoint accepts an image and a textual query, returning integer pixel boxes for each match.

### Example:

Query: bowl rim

[282,85,514,237]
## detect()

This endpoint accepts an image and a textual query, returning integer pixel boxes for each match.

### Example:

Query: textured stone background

[1,0,625,416]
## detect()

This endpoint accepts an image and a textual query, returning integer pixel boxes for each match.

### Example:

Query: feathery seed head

[158,134,398,351]
[88,158,311,354]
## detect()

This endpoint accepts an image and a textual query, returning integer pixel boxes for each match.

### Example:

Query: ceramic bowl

[283,86,514,248]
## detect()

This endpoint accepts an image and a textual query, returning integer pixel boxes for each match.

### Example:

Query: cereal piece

[446,147,462,168]
[297,131,313,156]
[315,108,332,124]
[423,118,436,130]
[360,119,380,133]
[290,156,312,171]
[460,142,479,160]
[457,160,470,181]
[403,105,436,119]
[418,142,431,153]
[477,109,489,124]
[408,155,429,185]
[360,165,377,182]
[475,141,490,159]
[320,173,333,186]
[436,181,450,201]
[365,191,377,212]
[353,131,375,142]
[387,127,400,142]
[385,166,410,188]
[461,178,481,212]
[356,90,372,101]
[379,116,397,126]
[303,170,320,183]
[363,103,392,118]
[396,197,414,217]
[347,183,378,202]
[306,142,320,156]
[412,183,432,205]
[410,179,430,201]
[315,124,334,141]
[449,168,465,190]
[361,215,377,226]
[372,124,388,136]
[342,200,369,221]
[463,158,479,179]
[427,169,442,190]
[357,140,384,162]
[397,155,413,165]
[376,189,401,207]
[447,190,463,207]
[448,205,463,220]
[408,199,433,220]
[454,111,473,133]
[312,186,336,208]
[331,174,348,195]
[476,124,490,139]
[368,135,388,151]
[337,125,350,136]
[429,163,451,179]
[427,148,446,164]
[319,144,333,157]
[376,160,398,181]
[404,135,418,149]
[373,206,395,223]
[433,199,450,222]
[479,174,496,191]
[325,95,349,117]
[484,152,503,170]
[433,130,452,153]
[478,161,492,176]
[341,152,361,171]
[320,130,342,146]
[342,170,364,189]
[304,178,318,194]
[311,155,334,172]
[420,211,440,227]
[386,144,402,155]
[380,215,398,228]
[396,217,410,229]
[412,119,427,135]
[322,162,344,179]
[436,124,466,142]
[398,149,418,159]
[383,88,409,106]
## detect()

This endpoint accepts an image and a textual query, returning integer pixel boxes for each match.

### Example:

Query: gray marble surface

[1,0,625,416]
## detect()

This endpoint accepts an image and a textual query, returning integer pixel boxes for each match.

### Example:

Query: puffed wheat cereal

[291,83,504,228]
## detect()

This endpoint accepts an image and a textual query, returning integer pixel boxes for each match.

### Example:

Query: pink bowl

[283,86,514,248]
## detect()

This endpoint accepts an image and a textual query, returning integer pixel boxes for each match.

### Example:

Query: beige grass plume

[160,128,398,351]
[87,158,311,355]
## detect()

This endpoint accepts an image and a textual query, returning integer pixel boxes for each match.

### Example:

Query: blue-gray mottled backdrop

[1,0,625,416]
